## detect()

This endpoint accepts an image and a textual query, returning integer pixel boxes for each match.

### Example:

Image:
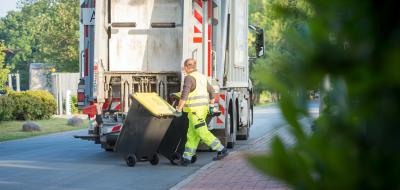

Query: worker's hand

[174,111,183,117]
[176,106,182,112]
[209,104,216,115]
[209,104,221,116]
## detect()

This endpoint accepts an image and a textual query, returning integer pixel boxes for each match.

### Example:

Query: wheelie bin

[115,93,176,167]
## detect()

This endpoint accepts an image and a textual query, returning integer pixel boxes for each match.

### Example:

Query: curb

[169,151,239,190]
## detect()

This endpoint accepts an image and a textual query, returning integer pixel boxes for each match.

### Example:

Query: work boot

[180,158,191,166]
[213,148,228,161]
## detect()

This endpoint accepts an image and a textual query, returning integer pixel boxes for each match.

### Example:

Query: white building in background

[29,63,80,115]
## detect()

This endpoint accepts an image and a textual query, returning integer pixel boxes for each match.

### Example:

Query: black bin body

[115,98,173,164]
[158,112,189,162]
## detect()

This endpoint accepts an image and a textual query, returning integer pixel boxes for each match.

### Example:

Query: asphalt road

[0,104,313,190]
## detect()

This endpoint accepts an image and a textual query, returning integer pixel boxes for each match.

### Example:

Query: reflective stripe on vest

[183,71,209,112]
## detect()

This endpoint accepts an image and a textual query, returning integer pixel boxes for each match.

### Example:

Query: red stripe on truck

[194,26,201,33]
[83,105,97,115]
[219,105,225,115]
[208,41,211,76]
[84,26,88,37]
[220,94,226,101]
[193,37,202,43]
[194,10,202,24]
[208,24,212,76]
[102,99,110,110]
[217,117,224,124]
[194,0,202,8]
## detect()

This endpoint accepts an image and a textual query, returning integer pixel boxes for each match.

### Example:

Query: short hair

[184,58,197,70]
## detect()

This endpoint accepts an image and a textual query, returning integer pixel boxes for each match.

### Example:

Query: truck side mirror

[249,25,265,59]
[255,29,265,58]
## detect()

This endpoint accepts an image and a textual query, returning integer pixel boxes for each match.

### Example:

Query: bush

[0,90,56,121]
[0,95,15,121]
[71,95,78,114]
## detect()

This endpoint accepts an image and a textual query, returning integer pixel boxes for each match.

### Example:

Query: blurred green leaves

[248,0,400,189]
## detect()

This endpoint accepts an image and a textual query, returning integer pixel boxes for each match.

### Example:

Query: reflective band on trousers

[183,154,192,160]
[184,148,196,154]
[210,139,222,150]
[194,122,206,129]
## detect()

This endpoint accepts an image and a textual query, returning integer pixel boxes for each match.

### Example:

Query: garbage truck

[75,0,265,151]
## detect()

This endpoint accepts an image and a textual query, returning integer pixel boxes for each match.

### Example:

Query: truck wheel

[150,154,159,165]
[250,107,254,125]
[237,106,251,140]
[227,105,236,148]
[237,127,249,140]
[126,155,137,167]
[227,141,235,148]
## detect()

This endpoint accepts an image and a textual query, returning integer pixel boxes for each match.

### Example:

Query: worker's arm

[176,100,186,112]
[207,82,216,105]
[176,76,194,112]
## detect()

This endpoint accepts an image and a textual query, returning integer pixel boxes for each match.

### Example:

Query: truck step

[74,135,99,141]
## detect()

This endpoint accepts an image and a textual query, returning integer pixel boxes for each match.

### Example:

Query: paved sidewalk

[171,124,297,190]
[174,151,288,190]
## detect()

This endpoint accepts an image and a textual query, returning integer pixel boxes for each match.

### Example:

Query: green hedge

[0,90,56,121]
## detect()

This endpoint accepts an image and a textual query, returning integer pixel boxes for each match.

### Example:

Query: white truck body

[77,0,263,149]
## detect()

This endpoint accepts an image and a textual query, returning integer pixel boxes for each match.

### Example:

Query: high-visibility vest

[183,71,209,113]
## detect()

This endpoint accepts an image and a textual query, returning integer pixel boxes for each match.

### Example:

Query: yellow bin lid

[133,93,176,117]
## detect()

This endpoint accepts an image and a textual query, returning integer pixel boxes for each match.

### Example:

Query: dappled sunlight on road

[0,160,59,171]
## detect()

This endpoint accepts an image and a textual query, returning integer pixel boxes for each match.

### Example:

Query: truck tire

[250,106,254,125]
[237,127,249,140]
[237,107,251,140]
[227,104,237,148]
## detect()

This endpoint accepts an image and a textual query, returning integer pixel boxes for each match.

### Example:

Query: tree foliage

[249,0,400,189]
[0,42,10,91]
[0,0,79,88]
[249,0,312,102]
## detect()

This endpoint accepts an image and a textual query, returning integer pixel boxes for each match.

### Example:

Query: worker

[175,58,228,166]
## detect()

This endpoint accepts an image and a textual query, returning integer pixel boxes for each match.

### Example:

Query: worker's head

[183,58,197,74]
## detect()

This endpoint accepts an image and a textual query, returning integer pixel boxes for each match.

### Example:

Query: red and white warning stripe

[102,98,121,111]
[110,99,121,111]
[193,0,203,43]
[216,93,226,126]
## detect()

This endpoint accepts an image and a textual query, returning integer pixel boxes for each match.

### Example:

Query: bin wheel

[191,155,197,164]
[150,154,159,165]
[170,152,182,165]
[126,155,137,167]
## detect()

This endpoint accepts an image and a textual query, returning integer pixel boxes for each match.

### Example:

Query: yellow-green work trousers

[183,108,224,160]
